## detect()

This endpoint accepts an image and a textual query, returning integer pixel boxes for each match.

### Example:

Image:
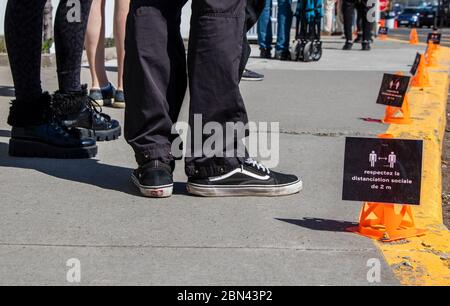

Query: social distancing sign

[342,137,423,205]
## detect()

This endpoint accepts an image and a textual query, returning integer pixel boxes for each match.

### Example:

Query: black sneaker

[7,93,97,159]
[187,158,303,197]
[52,86,122,142]
[131,160,174,198]
[260,48,272,59]
[362,41,371,51]
[343,41,353,50]
[112,90,125,109]
[88,83,115,107]
[242,69,264,81]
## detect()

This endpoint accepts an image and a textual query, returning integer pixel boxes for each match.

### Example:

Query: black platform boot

[7,92,97,159]
[52,85,121,142]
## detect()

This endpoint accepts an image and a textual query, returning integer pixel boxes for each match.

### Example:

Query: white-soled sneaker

[187,158,302,197]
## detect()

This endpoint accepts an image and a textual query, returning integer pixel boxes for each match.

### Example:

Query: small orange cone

[383,94,412,125]
[425,41,439,67]
[409,29,419,45]
[348,202,426,242]
[411,54,430,88]
[347,133,426,242]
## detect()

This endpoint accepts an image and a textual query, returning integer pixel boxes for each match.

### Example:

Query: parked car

[397,7,421,27]
[418,7,437,28]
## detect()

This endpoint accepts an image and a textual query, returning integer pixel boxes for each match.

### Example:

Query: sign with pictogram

[342,137,423,205]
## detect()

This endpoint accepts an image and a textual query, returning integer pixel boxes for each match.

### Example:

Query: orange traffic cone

[409,29,419,45]
[347,133,426,242]
[411,54,430,88]
[383,94,412,125]
[348,202,426,242]
[425,41,439,67]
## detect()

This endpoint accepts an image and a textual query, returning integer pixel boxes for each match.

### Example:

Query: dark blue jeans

[257,0,293,52]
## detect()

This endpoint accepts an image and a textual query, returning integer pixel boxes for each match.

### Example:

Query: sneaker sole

[112,101,125,109]
[241,77,264,82]
[77,125,122,142]
[9,139,97,159]
[187,180,303,197]
[131,174,173,198]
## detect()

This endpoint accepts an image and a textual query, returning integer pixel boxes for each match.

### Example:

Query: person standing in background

[342,0,373,51]
[257,0,293,60]
[5,0,121,159]
[334,0,344,36]
[323,0,335,35]
[85,0,130,108]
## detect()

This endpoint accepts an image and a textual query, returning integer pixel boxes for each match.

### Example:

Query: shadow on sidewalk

[276,218,357,232]
[0,142,188,197]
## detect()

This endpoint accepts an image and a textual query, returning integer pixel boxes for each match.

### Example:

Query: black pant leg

[358,0,373,42]
[124,0,187,165]
[54,0,93,93]
[343,0,356,42]
[185,0,248,178]
[4,0,47,101]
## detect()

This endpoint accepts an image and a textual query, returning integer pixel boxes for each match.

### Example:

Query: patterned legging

[5,0,92,101]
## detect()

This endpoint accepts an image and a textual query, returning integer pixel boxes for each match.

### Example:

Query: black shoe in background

[343,41,353,50]
[260,48,272,59]
[112,90,125,109]
[7,92,97,159]
[132,160,174,198]
[88,82,115,107]
[242,69,264,81]
[275,50,291,61]
[362,41,371,51]
[52,85,122,142]
[187,158,303,197]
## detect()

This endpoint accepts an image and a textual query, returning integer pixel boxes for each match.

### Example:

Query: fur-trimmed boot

[52,85,121,142]
[8,92,97,159]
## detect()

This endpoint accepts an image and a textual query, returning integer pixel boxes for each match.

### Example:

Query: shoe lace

[86,94,111,122]
[244,158,270,174]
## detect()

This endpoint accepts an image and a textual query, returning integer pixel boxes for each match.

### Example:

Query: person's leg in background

[185,0,302,197]
[358,0,373,50]
[257,0,273,58]
[353,3,363,43]
[111,0,130,108]
[52,0,121,142]
[5,0,97,158]
[275,0,293,60]
[342,0,356,50]
[335,0,345,35]
[85,0,114,106]
[241,1,265,82]
[124,0,187,197]
[323,0,335,35]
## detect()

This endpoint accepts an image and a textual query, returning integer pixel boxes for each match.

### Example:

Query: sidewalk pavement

[0,39,435,285]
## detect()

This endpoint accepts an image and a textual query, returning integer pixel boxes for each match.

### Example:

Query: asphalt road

[388,27,450,46]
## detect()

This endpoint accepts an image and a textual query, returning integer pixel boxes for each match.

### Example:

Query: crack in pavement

[279,129,380,137]
[0,242,376,253]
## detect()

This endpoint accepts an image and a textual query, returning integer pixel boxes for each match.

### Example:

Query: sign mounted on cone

[342,137,423,205]
[376,74,411,107]
[427,32,442,45]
